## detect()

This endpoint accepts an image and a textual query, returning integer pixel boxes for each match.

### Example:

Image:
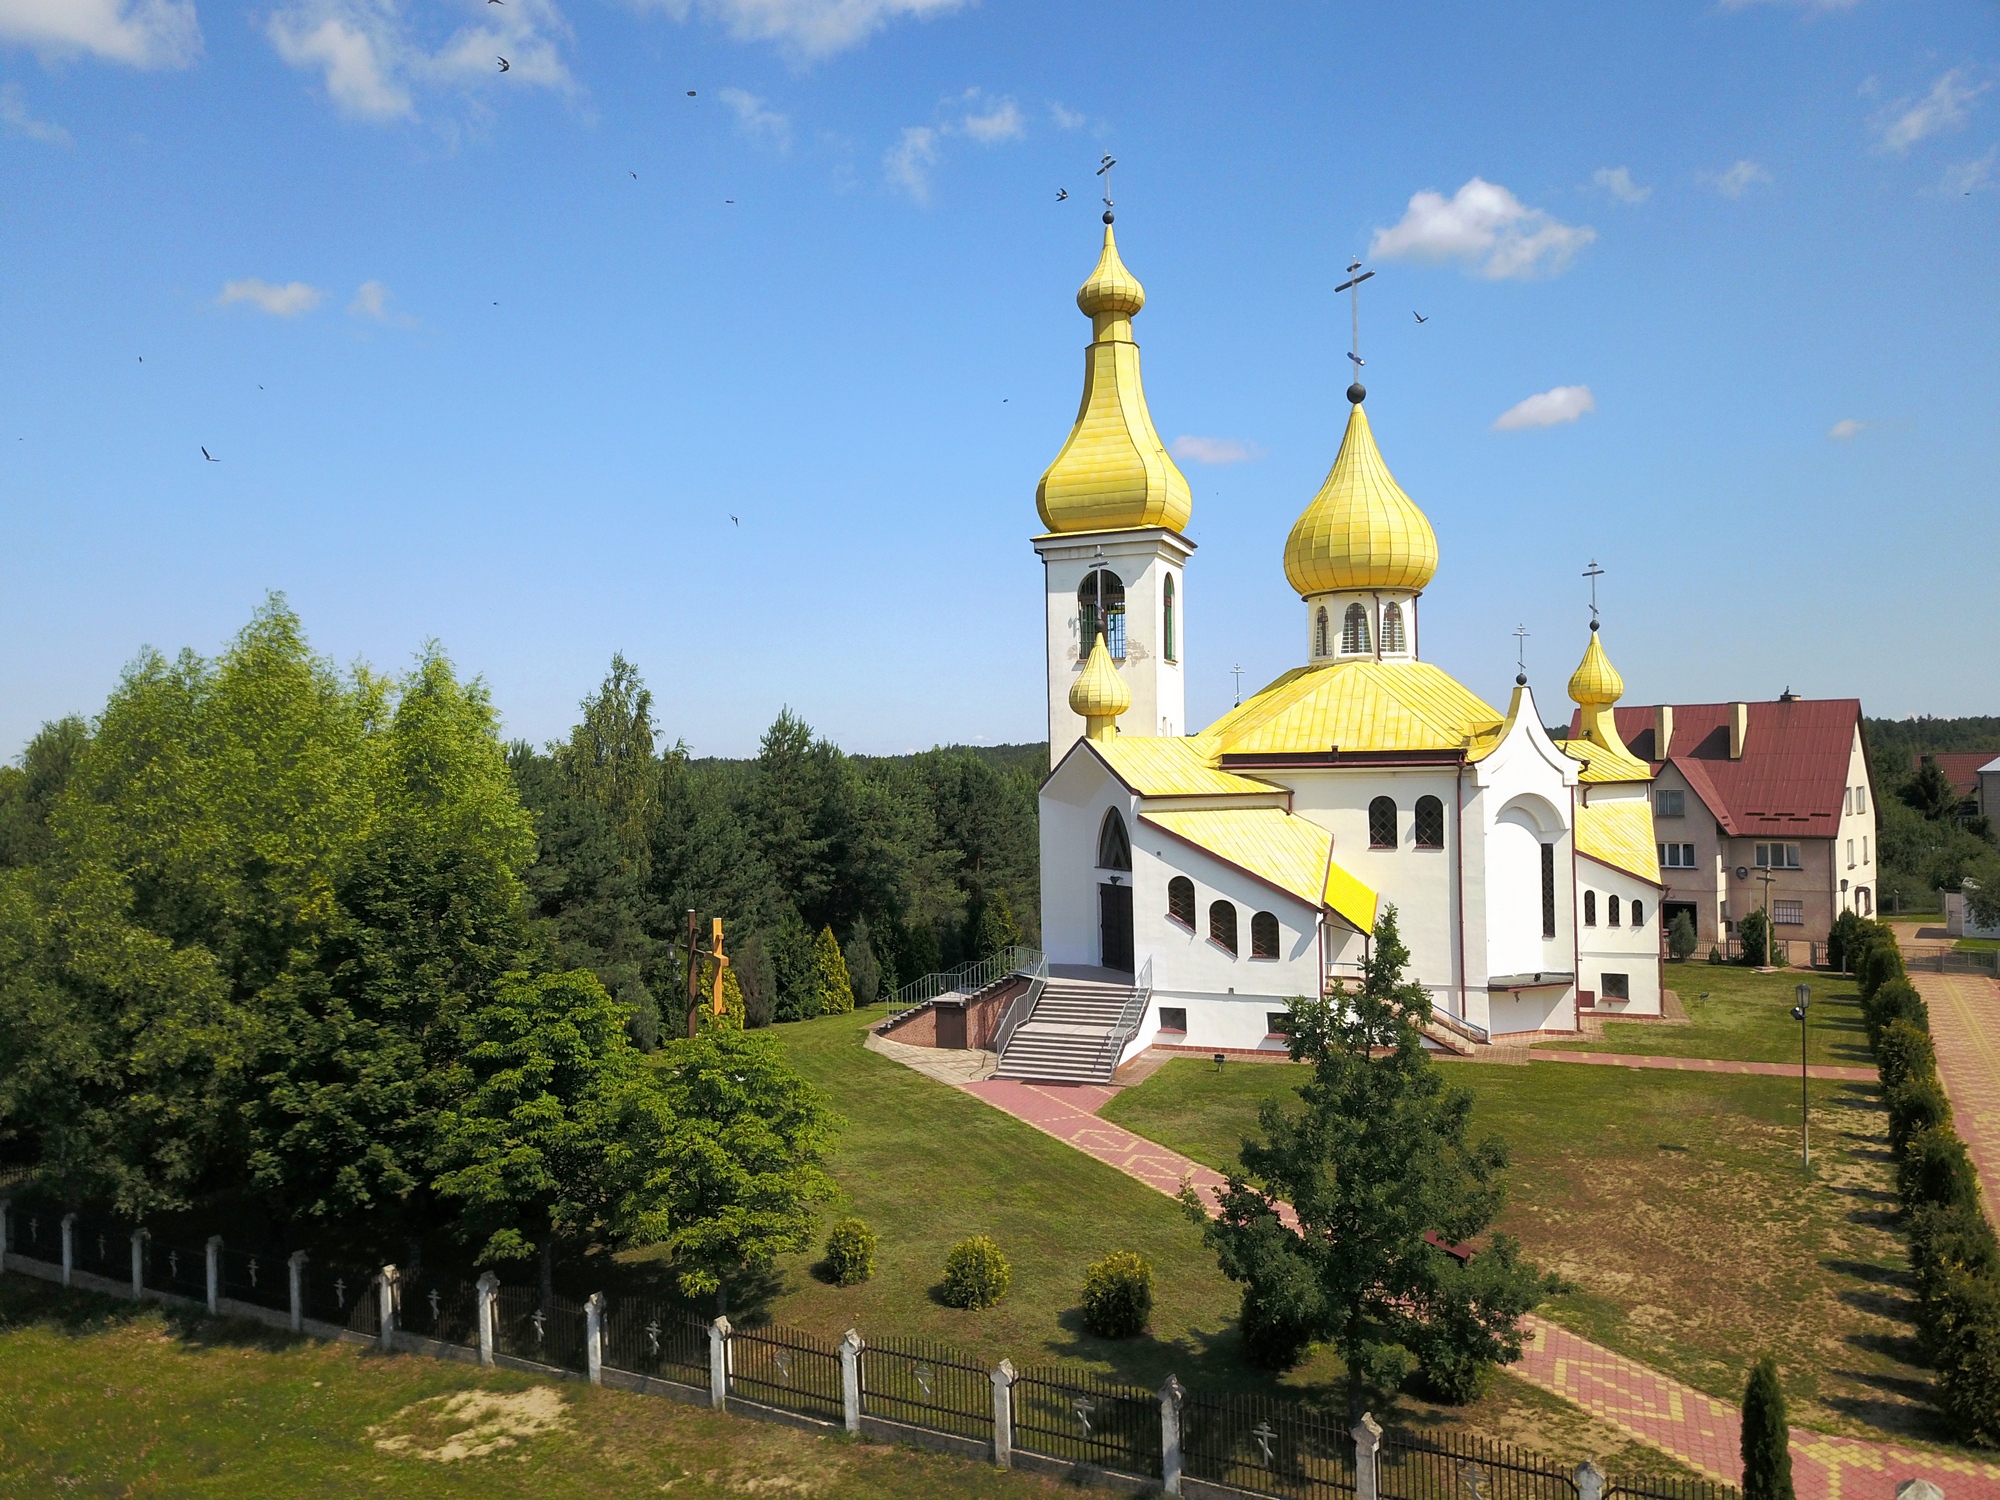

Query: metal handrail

[1425,1005,1490,1045]
[1088,956,1153,1080]
[890,945,1042,1018]
[991,953,1050,1062]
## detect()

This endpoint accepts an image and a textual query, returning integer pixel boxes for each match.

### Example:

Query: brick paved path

[956,1075,2000,1499]
[1895,931,2000,1231]
[1528,1051,1876,1082]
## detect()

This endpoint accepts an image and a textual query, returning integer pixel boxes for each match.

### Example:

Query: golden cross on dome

[1333,257,1375,398]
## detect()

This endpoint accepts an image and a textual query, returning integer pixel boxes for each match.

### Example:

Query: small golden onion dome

[1283,401,1438,596]
[1568,626,1625,707]
[1077,225,1146,321]
[1070,631,1130,741]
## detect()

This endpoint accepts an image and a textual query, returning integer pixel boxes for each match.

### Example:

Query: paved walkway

[1527,1051,1877,1082]
[1896,924,2000,1257]
[953,1074,2000,1499]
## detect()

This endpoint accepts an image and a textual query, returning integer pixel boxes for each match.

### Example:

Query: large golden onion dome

[1069,631,1130,741]
[1036,223,1193,536]
[1283,400,1438,596]
[1567,626,1625,707]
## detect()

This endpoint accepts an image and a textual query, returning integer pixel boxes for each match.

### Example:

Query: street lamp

[1789,982,1810,1171]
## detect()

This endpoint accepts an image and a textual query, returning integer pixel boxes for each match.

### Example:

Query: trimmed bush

[1866,978,1929,1048]
[1858,939,1907,1004]
[1911,1201,2000,1357]
[1080,1251,1154,1339]
[1900,1126,1981,1215]
[1739,908,1773,967]
[941,1236,1011,1310]
[1827,910,1867,973]
[1888,1077,1953,1158]
[824,1218,877,1286]
[1740,1355,1796,1500]
[1933,1267,2000,1448]
[1877,1020,1938,1094]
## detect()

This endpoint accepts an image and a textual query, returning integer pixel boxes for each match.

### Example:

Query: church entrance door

[1099,883,1134,973]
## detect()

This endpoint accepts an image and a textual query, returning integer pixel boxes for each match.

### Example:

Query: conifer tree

[1740,1355,1795,1500]
[814,924,854,1015]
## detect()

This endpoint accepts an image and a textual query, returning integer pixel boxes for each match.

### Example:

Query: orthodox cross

[1231,663,1244,707]
[1513,623,1531,680]
[1582,559,1605,628]
[1096,154,1116,219]
[1333,257,1375,386]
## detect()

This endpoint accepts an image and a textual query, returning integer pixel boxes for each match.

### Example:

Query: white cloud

[640,0,966,60]
[1878,68,1988,155]
[1702,159,1771,198]
[1592,166,1650,204]
[0,0,200,68]
[1170,436,1264,466]
[1048,101,1085,131]
[1492,385,1596,432]
[1942,146,1997,195]
[1828,419,1867,440]
[883,125,937,201]
[962,95,1021,143]
[218,278,325,317]
[348,279,418,326]
[718,86,790,150]
[266,0,571,124]
[0,81,68,143]
[1370,178,1595,280]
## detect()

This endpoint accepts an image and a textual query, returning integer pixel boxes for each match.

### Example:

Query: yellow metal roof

[1197,658,1504,758]
[1036,224,1193,536]
[1557,737,1655,784]
[1069,631,1131,731]
[1576,799,1662,884]
[1092,736,1282,797]
[1283,402,1439,595]
[1567,628,1625,706]
[1562,626,1651,781]
[1141,806,1379,932]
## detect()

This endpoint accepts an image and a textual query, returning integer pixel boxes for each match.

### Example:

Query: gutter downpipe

[1454,749,1468,1025]
[1570,781,1583,1032]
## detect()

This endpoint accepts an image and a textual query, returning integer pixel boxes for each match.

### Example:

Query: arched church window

[1079,570,1127,660]
[1097,808,1132,871]
[1631,900,1644,927]
[1368,796,1397,848]
[1583,891,1597,926]
[1342,603,1371,654]
[1316,607,1330,658]
[1163,575,1177,663]
[1382,602,1407,653]
[1209,901,1238,954]
[1413,795,1444,849]
[1250,911,1280,959]
[1167,876,1195,929]
[1608,895,1621,927]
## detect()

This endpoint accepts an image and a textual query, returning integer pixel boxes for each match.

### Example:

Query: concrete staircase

[995,977,1138,1084]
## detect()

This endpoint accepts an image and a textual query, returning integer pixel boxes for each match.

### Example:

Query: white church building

[1016,215,1664,1076]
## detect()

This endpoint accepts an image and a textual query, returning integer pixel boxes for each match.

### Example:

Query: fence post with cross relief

[990,1358,1016,1468]
[1353,1411,1382,1500]
[1159,1374,1185,1494]
[839,1329,862,1434]
[584,1293,604,1385]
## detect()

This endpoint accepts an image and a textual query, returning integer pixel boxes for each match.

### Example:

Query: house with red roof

[1571,696,1878,951]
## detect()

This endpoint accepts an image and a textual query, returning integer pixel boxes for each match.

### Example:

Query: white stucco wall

[1576,858,1663,1015]
[1833,725,1878,918]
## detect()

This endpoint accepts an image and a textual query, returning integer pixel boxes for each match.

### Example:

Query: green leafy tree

[0,717,89,871]
[1667,910,1698,962]
[1183,906,1552,1411]
[813,925,854,1015]
[1740,1355,1795,1500]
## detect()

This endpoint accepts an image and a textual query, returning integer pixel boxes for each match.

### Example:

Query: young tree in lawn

[1667,910,1698,962]
[1740,1355,1795,1500]
[1183,905,1551,1412]
[813,924,854,1015]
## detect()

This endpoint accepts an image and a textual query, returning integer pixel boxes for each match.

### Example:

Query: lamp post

[1790,982,1810,1171]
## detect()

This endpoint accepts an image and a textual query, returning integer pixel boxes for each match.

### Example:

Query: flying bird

[497,56,510,71]
[730,515,739,526]
[201,447,219,462]
[1413,311,1429,324]
[724,199,734,204]
[631,171,637,179]
[687,90,696,97]
[1056,188,1068,201]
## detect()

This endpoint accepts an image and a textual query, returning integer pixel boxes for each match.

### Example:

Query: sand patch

[369,1386,569,1461]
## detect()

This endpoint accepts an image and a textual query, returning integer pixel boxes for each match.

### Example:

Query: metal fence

[1381,1426,1582,1500]
[602,1297,708,1385]
[222,1246,289,1312]
[1604,1477,1742,1500]
[892,945,1041,1017]
[301,1258,379,1335]
[142,1235,209,1301]
[860,1334,993,1442]
[1182,1389,1356,1500]
[70,1214,130,1282]
[495,1286,587,1371]
[729,1323,844,1423]
[400,1270,479,1348]
[1012,1367,1162,1479]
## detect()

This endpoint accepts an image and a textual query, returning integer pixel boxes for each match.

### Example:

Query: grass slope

[1537,966,1871,1066]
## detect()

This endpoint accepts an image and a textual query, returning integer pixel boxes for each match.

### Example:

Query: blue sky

[2,0,1995,760]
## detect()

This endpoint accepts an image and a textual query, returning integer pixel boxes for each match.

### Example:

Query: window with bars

[1209,901,1238,954]
[1413,795,1444,849]
[1342,603,1370,654]
[1608,895,1621,927]
[1369,797,1397,848]
[1541,843,1556,939]
[1078,570,1126,659]
[1774,900,1804,926]
[1583,890,1596,926]
[1381,602,1406,653]
[1157,1006,1187,1033]
[1250,911,1279,959]
[1632,900,1644,926]
[1315,607,1329,658]
[1166,876,1195,929]
[1602,972,1630,1000]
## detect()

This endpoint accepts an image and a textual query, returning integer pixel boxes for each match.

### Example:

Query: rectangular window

[1863,836,1869,864]
[1847,839,1855,869]
[1157,1006,1187,1034]
[1541,843,1556,940]
[1844,788,1854,815]
[1774,900,1804,926]
[1655,790,1685,818]
[1601,972,1630,1001]
[1658,843,1697,869]
[1755,844,1802,870]
[1856,786,1867,815]
[1266,1012,1292,1038]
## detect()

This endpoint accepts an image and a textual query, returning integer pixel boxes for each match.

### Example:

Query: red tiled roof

[1567,699,1864,838]
[1913,752,1996,798]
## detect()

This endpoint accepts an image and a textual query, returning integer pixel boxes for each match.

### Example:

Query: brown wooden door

[936,1005,967,1049]
[1100,882,1134,973]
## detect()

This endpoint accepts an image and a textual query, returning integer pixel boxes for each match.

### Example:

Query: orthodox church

[1031,214,1664,1058]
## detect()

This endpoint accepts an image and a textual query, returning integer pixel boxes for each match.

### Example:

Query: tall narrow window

[1250,911,1280,959]
[1078,570,1127,660]
[1162,575,1177,663]
[1209,901,1238,954]
[1369,796,1398,848]
[1583,890,1596,926]
[1166,875,1195,929]
[1097,808,1132,871]
[1608,895,1621,927]
[1413,795,1444,849]
[1857,787,1868,814]
[1631,901,1644,926]
[1541,843,1557,939]
[1381,602,1406,653]
[1316,607,1330,658]
[1342,603,1371,654]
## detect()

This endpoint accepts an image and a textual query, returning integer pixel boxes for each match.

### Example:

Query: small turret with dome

[1069,631,1131,743]
[1565,614,1652,781]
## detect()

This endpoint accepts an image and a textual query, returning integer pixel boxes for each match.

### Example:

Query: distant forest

[1864,716,2000,911]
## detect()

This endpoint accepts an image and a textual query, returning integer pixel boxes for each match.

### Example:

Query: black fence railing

[1604,1477,1740,1500]
[1183,1389,1356,1499]
[400,1271,479,1348]
[70,1214,130,1282]
[494,1286,588,1371]
[729,1324,844,1424]
[1382,1426,1581,1500]
[141,1235,209,1301]
[301,1259,379,1335]
[221,1246,289,1311]
[860,1334,993,1442]
[602,1297,708,1386]
[1012,1367,1162,1479]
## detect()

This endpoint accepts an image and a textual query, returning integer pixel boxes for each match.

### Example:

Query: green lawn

[1536,965,1870,1066]
[0,1280,1117,1498]
[1101,1051,1955,1450]
[1956,938,2000,953]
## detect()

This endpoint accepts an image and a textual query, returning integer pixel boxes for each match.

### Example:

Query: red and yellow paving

[1897,938,2000,1232]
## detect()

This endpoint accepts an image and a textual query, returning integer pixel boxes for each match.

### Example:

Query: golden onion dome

[1567,626,1625,707]
[1070,631,1131,740]
[1036,223,1193,536]
[1283,400,1438,596]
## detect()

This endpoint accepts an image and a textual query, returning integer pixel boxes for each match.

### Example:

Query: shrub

[1870,979,1929,1045]
[1858,939,1907,1003]
[1900,1126,1981,1215]
[1739,909,1773,967]
[1933,1267,2000,1447]
[1709,945,1724,964]
[1667,911,1698,962]
[824,1218,877,1286]
[1888,1078,1953,1158]
[1237,1288,1320,1370]
[1740,1355,1796,1500]
[941,1236,1011,1309]
[1876,1019,1938,1094]
[1911,1201,2000,1357]
[1827,910,1867,973]
[812,926,854,1016]
[1080,1251,1154,1339]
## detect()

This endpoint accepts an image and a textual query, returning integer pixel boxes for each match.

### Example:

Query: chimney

[1730,702,1749,759]
[1654,705,1674,759]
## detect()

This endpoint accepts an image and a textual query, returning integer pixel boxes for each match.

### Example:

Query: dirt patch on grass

[369,1385,570,1460]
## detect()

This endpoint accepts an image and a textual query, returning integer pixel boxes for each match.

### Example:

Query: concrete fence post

[709,1317,731,1410]
[287,1251,307,1333]
[130,1228,147,1300]
[61,1211,75,1288]
[1575,1460,1605,1500]
[584,1292,605,1386]
[377,1265,399,1352]
[475,1272,498,1366]
[1160,1375,1185,1495]
[205,1235,223,1315]
[839,1329,863,1435]
[1353,1411,1382,1500]
[991,1358,1016,1469]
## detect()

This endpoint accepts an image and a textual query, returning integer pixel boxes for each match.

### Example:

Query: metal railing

[860,1334,994,1442]
[1181,1388,1355,1499]
[1012,1367,1162,1479]
[890,945,1042,1019]
[1425,1006,1490,1046]
[992,952,1050,1062]
[1088,956,1153,1079]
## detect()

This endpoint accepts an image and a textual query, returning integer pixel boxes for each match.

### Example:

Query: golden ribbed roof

[1141,806,1379,933]
[1576,799,1662,884]
[1093,736,1283,798]
[1283,402,1438,596]
[1036,225,1193,536]
[1568,629,1625,707]
[1069,631,1131,731]
[1557,738,1655,784]
[1197,659,1503,759]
